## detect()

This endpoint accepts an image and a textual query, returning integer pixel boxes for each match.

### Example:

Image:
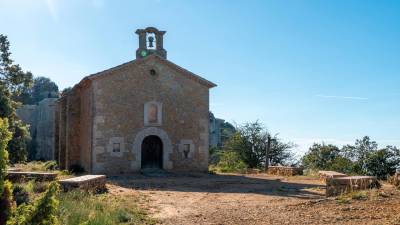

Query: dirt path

[108,173,400,225]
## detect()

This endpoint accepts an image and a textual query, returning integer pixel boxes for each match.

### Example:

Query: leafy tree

[0,118,13,225]
[342,136,378,174]
[302,143,341,170]
[364,146,400,179]
[223,121,294,168]
[16,77,59,105]
[0,34,33,164]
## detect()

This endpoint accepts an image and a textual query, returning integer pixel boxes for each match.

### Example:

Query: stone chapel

[55,27,216,174]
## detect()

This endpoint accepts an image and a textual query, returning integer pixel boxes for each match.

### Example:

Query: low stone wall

[318,170,347,183]
[6,171,57,182]
[326,176,380,197]
[59,175,107,193]
[267,166,303,176]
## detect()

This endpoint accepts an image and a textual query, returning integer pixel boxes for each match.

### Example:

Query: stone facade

[16,98,58,160]
[55,27,216,174]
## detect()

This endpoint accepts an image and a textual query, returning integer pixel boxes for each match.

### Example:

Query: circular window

[150,69,157,76]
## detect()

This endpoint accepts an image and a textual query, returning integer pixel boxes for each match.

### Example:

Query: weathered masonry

[55,27,216,174]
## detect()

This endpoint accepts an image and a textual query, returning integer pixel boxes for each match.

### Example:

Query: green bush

[57,191,156,225]
[12,184,30,206]
[43,161,58,171]
[212,151,248,173]
[8,182,60,225]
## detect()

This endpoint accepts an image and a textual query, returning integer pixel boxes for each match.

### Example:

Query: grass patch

[350,191,368,200]
[58,191,156,225]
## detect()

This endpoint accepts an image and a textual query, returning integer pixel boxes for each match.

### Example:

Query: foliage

[7,121,29,164]
[364,146,400,179]
[12,184,30,206]
[211,151,248,173]
[16,77,59,105]
[0,118,12,194]
[0,34,33,164]
[8,182,59,225]
[0,181,13,225]
[0,118,12,225]
[0,34,33,96]
[57,191,156,225]
[223,121,294,168]
[43,161,58,171]
[302,136,400,179]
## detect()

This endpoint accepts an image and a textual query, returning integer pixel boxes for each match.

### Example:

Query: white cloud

[315,94,368,100]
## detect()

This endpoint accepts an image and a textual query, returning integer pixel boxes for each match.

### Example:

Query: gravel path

[108,173,400,225]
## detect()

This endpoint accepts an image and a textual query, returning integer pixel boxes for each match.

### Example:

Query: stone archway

[132,127,173,170]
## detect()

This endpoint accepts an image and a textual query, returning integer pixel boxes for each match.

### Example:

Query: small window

[183,144,191,159]
[113,143,120,153]
[150,69,156,76]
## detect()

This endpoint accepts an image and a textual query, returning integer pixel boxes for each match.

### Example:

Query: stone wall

[16,98,58,160]
[90,56,211,174]
[267,166,304,176]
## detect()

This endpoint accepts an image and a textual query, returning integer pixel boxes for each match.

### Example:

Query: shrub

[43,161,58,171]
[0,181,13,225]
[12,184,30,206]
[215,151,248,173]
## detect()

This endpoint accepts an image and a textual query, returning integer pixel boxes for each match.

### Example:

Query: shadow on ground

[107,172,325,199]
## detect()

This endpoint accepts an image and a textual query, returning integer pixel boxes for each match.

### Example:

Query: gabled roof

[75,54,217,89]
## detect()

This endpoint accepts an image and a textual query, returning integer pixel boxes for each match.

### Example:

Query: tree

[342,136,378,174]
[16,77,59,105]
[224,121,294,168]
[0,34,33,164]
[364,146,400,179]
[0,118,13,225]
[302,143,340,170]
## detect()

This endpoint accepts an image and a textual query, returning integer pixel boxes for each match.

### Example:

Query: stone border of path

[267,166,304,176]
[58,175,107,193]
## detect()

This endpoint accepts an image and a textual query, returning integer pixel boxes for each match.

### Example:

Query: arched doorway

[141,135,163,169]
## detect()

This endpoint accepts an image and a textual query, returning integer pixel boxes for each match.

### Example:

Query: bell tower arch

[135,27,167,59]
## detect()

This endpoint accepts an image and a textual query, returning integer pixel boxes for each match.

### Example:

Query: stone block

[318,170,347,183]
[267,166,303,176]
[6,171,57,182]
[326,176,380,197]
[59,175,107,192]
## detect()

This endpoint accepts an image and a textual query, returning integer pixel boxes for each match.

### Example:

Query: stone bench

[59,175,107,192]
[318,170,347,183]
[326,176,380,197]
[267,166,303,176]
[6,171,58,182]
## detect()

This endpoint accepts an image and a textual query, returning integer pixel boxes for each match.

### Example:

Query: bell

[148,36,154,48]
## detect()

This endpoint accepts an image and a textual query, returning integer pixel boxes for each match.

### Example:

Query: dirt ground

[107,173,400,225]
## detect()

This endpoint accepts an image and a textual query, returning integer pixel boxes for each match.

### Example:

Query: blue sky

[1,0,399,156]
